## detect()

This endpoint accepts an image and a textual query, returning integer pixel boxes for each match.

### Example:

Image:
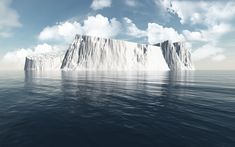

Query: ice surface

[61,35,169,71]
[157,40,194,70]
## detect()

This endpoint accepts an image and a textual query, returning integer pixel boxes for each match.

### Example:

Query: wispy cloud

[0,0,21,38]
[123,17,146,38]
[125,0,138,7]
[123,17,184,44]
[167,1,235,26]
[91,0,112,10]
[192,44,225,62]
[158,0,235,62]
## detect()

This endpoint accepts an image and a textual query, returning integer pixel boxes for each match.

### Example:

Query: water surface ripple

[0,71,234,147]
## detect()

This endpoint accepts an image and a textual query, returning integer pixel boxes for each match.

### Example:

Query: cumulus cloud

[0,0,21,38]
[91,0,111,10]
[83,14,121,38]
[39,14,121,43]
[168,1,203,24]
[123,17,146,38]
[166,1,235,26]
[39,22,82,42]
[192,44,225,61]
[1,44,64,70]
[182,30,207,42]
[159,0,235,62]
[147,23,184,44]
[123,17,184,44]
[183,23,231,43]
[157,0,172,12]
[154,0,176,19]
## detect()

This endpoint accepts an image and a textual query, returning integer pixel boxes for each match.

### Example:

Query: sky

[0,0,235,70]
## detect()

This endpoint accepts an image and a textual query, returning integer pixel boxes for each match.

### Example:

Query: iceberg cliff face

[24,35,194,71]
[61,35,169,71]
[24,52,64,71]
[155,40,194,70]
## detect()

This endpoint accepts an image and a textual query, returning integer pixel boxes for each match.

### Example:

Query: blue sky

[0,0,235,70]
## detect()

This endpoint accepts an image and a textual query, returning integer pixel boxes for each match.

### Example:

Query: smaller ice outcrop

[155,40,194,70]
[24,52,64,71]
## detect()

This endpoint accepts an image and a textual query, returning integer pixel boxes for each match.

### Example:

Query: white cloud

[125,0,137,7]
[165,1,235,27]
[83,14,121,38]
[160,1,235,62]
[91,0,111,10]
[39,14,121,43]
[3,48,32,67]
[192,44,225,61]
[123,17,146,38]
[0,0,21,38]
[0,32,12,38]
[163,0,234,40]
[1,44,64,70]
[157,0,172,12]
[182,23,231,62]
[204,23,231,40]
[147,23,184,44]
[123,17,184,44]
[183,23,231,43]
[154,0,174,19]
[169,1,204,24]
[212,54,226,62]
[39,21,82,42]
[183,30,206,42]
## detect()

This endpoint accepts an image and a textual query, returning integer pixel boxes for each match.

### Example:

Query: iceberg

[24,52,64,71]
[155,40,194,70]
[24,35,194,71]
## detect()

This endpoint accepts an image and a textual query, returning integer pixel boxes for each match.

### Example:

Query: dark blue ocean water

[0,71,234,147]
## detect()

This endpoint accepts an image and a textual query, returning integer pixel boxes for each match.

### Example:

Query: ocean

[0,70,234,147]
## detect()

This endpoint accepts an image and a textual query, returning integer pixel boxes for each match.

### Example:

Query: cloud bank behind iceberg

[24,35,194,71]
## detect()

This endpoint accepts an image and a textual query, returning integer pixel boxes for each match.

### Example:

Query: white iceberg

[24,35,194,71]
